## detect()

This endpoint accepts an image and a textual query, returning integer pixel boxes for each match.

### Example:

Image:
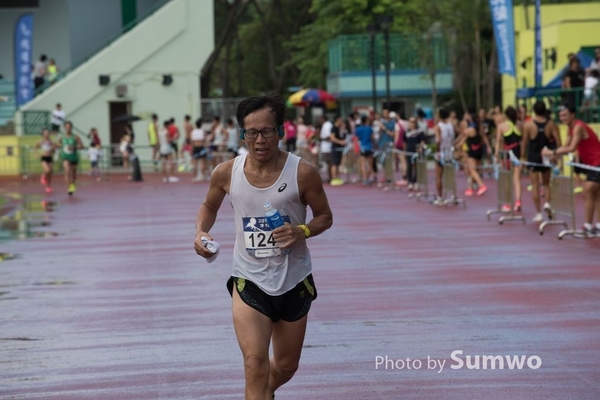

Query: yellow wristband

[298,224,310,239]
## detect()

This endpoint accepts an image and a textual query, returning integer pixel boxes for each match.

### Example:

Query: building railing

[328,34,449,74]
[527,87,600,124]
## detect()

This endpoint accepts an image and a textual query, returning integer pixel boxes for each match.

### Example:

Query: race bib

[243,215,291,258]
[63,144,74,154]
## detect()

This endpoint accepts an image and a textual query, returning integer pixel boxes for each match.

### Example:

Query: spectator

[47,58,58,84]
[33,54,47,90]
[587,47,600,73]
[89,127,101,147]
[318,116,333,183]
[225,118,238,156]
[283,117,297,153]
[562,57,585,108]
[50,103,65,133]
[119,133,130,170]
[584,70,599,106]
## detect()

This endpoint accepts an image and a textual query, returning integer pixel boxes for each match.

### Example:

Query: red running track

[1,172,599,399]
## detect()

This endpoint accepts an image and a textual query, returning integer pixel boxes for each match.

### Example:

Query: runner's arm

[194,162,230,257]
[520,123,530,161]
[494,124,503,159]
[543,126,581,157]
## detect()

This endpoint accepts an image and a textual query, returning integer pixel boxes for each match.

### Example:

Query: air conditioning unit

[116,85,128,98]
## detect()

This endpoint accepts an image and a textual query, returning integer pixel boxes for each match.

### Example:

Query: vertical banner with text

[534,0,542,87]
[14,13,34,107]
[489,0,516,77]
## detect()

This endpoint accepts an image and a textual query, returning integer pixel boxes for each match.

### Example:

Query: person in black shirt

[563,57,585,108]
[330,115,348,186]
[404,117,426,188]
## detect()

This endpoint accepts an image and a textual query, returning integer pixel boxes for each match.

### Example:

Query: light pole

[367,23,378,113]
[377,14,393,110]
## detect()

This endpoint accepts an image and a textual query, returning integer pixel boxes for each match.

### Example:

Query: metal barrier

[441,161,465,208]
[538,168,576,238]
[408,155,435,201]
[486,161,525,224]
[541,161,600,239]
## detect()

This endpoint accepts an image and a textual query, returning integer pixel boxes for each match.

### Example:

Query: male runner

[194,93,333,399]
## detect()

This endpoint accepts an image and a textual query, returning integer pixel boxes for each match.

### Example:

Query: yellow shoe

[68,183,76,195]
[330,178,344,186]
[526,184,532,192]
[574,187,583,194]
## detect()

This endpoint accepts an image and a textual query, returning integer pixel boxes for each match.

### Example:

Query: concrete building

[326,34,453,118]
[0,0,214,174]
[502,2,600,107]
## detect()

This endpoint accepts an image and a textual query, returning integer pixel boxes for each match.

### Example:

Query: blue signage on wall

[489,0,516,77]
[14,13,34,107]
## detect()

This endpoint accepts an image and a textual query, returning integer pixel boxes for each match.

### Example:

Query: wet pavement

[1,172,599,399]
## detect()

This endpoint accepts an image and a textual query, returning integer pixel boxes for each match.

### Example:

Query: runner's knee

[243,353,270,378]
[272,358,299,379]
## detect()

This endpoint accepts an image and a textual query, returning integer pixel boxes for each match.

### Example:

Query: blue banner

[14,13,34,107]
[489,0,516,77]
[534,0,542,87]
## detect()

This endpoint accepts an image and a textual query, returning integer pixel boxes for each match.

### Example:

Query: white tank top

[438,121,455,161]
[229,152,311,295]
[191,128,205,142]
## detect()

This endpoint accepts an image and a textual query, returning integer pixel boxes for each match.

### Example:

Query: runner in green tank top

[59,121,84,195]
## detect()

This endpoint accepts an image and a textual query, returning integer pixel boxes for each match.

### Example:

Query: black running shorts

[227,274,317,322]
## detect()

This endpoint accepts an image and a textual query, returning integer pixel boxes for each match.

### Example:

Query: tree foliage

[205,0,588,109]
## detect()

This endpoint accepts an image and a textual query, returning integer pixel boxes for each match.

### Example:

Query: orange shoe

[476,185,488,196]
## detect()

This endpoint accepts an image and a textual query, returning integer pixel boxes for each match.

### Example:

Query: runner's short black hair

[505,106,518,124]
[438,107,449,119]
[236,92,285,129]
[533,101,546,117]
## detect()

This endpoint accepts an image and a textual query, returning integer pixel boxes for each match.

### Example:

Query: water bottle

[264,202,285,229]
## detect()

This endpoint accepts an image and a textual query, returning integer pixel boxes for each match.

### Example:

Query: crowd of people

[32,91,600,236]
[298,99,599,236]
[562,48,600,108]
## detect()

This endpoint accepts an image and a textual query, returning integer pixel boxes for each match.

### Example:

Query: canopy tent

[516,50,594,99]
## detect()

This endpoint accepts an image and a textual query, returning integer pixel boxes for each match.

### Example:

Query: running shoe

[330,178,344,186]
[167,176,180,183]
[513,200,522,212]
[395,179,408,187]
[526,184,532,192]
[464,188,474,196]
[45,186,53,194]
[68,183,76,196]
[543,202,553,220]
[532,213,544,222]
[433,197,445,206]
[476,185,488,196]
[501,203,512,212]
[582,224,596,238]
[574,187,583,194]
[40,176,47,185]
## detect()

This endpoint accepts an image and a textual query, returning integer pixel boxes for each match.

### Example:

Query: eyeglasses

[240,126,280,139]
